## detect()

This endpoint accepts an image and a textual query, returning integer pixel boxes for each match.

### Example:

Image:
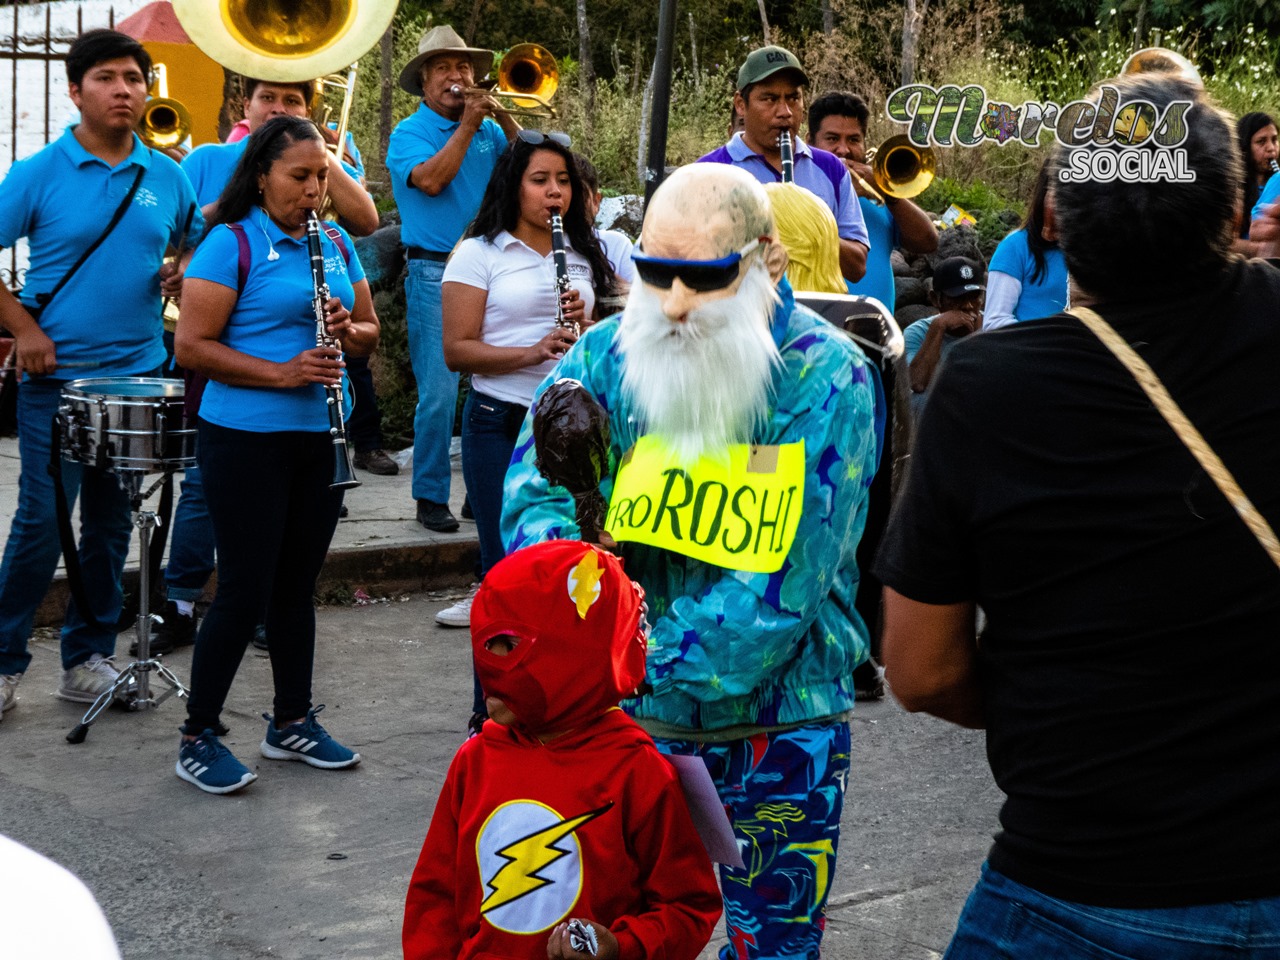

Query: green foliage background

[342,0,1280,446]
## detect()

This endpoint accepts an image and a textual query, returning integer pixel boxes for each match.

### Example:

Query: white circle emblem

[476,800,585,934]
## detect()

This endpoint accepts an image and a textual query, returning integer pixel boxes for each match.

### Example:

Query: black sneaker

[460,497,475,522]
[416,499,459,532]
[353,448,399,475]
[252,623,269,652]
[130,600,196,656]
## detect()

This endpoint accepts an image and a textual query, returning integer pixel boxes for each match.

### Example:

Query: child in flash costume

[403,541,721,960]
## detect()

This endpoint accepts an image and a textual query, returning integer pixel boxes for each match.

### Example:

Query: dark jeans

[945,864,1280,960]
[460,388,527,579]
[182,420,343,734]
[345,353,383,453]
[460,388,526,715]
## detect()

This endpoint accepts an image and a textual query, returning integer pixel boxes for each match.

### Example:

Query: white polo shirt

[444,231,597,405]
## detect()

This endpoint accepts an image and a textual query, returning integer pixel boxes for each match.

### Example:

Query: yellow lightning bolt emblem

[481,803,613,914]
[566,551,605,619]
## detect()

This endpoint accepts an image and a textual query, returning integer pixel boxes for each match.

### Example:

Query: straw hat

[398,25,494,97]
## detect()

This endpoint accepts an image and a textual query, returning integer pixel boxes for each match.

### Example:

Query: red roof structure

[115,1,192,45]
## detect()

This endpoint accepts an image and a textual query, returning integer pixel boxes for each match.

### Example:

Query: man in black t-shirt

[876,73,1280,958]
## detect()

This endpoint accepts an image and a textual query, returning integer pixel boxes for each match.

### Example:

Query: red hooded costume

[403,541,722,960]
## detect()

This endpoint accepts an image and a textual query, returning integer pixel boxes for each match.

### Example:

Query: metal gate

[0,2,117,291]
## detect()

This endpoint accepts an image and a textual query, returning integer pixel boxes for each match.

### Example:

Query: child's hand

[547,919,619,960]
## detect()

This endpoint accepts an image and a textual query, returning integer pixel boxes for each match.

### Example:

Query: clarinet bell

[331,440,361,491]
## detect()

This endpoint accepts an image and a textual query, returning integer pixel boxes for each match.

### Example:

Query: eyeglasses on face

[516,129,573,149]
[631,238,766,293]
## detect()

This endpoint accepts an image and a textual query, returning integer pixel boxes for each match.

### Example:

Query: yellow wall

[143,41,226,147]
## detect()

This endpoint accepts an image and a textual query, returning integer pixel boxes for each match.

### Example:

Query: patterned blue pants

[656,720,851,960]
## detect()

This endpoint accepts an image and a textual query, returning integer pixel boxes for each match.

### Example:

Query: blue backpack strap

[226,222,251,293]
[321,223,351,267]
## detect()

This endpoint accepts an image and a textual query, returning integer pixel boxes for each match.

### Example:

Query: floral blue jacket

[501,280,879,734]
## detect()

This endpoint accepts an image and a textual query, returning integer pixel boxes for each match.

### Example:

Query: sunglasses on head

[516,129,573,148]
[631,238,765,293]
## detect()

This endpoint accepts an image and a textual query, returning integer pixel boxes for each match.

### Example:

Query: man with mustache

[503,163,879,960]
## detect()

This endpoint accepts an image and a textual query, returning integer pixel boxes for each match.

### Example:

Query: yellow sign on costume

[605,436,805,573]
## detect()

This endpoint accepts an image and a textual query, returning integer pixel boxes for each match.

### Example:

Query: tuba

[170,0,396,83]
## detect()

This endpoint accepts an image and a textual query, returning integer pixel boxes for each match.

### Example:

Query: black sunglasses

[516,129,572,148]
[631,239,765,293]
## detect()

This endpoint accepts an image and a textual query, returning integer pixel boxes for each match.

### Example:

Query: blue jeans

[945,864,1280,960]
[0,378,133,673]
[405,258,457,503]
[163,460,215,604]
[460,389,527,579]
[657,721,851,960]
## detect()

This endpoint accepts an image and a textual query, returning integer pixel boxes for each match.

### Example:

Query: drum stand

[67,469,189,744]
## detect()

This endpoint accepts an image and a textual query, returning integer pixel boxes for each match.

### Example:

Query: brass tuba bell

[170,0,396,83]
[1120,47,1203,88]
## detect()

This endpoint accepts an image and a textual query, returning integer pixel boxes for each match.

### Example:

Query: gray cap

[737,45,808,90]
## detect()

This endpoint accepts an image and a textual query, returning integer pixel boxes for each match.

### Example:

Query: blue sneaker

[175,731,257,795]
[259,705,361,769]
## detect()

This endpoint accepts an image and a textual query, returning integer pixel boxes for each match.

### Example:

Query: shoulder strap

[321,223,351,266]
[227,222,251,293]
[35,161,147,310]
[1069,305,1280,571]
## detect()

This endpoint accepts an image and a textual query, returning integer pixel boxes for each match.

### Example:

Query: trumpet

[857,136,936,203]
[305,211,360,491]
[450,43,559,119]
[138,63,192,151]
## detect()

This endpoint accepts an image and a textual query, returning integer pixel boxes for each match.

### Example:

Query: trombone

[857,135,936,204]
[452,43,560,120]
[138,63,192,151]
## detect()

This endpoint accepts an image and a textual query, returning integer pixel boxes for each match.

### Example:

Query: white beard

[617,263,782,464]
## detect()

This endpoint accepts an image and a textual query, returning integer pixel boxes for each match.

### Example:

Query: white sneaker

[0,673,19,720]
[57,653,124,704]
[435,584,479,628]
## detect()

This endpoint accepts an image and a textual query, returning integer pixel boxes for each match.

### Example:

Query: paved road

[0,593,1002,959]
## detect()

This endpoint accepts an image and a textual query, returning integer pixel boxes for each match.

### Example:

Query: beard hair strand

[617,264,782,465]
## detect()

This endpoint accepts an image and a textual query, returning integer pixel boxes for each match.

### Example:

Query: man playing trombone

[808,91,938,319]
[387,25,519,535]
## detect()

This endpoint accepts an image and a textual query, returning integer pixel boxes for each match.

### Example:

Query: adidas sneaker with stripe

[259,705,360,770]
[175,731,257,795]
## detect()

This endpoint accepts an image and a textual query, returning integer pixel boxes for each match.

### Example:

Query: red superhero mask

[471,540,648,735]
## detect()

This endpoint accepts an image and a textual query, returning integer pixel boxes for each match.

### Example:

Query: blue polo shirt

[1252,171,1280,223]
[988,228,1069,322]
[848,197,899,310]
[0,128,202,378]
[186,210,364,433]
[182,138,248,206]
[698,133,869,248]
[386,104,507,252]
[182,136,365,209]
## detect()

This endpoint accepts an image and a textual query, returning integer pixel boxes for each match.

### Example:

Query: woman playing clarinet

[172,115,379,794]
[440,130,615,728]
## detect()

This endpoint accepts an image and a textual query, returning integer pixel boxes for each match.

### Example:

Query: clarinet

[550,209,578,337]
[778,130,795,184]
[1271,159,1280,175]
[305,211,361,491]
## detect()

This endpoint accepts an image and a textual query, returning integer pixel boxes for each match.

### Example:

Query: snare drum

[59,377,196,473]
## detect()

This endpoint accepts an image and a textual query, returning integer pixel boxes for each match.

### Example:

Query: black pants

[182,420,343,734]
